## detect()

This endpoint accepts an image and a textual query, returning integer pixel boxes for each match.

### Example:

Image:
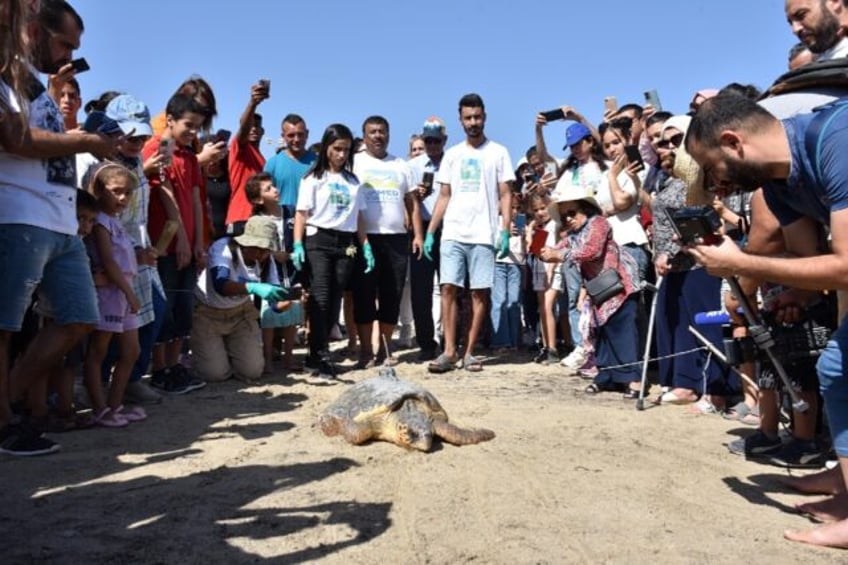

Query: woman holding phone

[292,124,370,380]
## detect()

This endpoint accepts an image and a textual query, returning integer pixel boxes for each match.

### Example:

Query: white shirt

[408,152,442,220]
[436,139,515,245]
[296,171,365,235]
[195,237,280,309]
[817,36,848,61]
[0,77,78,234]
[354,151,414,234]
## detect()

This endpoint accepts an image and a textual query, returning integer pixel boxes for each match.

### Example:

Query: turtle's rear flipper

[432,420,495,446]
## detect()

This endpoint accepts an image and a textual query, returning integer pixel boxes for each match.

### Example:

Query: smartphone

[421,171,434,190]
[258,78,271,93]
[70,57,90,73]
[644,89,662,111]
[215,129,232,144]
[540,108,565,122]
[604,96,618,114]
[624,145,645,172]
[158,138,174,166]
[287,285,304,300]
[514,213,527,231]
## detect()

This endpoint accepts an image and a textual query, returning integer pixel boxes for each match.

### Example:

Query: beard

[721,157,772,192]
[464,125,483,138]
[806,11,842,54]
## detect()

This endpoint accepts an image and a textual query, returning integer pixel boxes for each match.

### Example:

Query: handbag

[584,237,624,305]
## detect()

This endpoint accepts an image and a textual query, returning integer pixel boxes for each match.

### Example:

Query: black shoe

[416,348,438,363]
[0,420,60,456]
[726,430,783,458]
[316,359,337,380]
[170,364,207,393]
[533,348,548,364]
[767,438,826,469]
[150,367,195,395]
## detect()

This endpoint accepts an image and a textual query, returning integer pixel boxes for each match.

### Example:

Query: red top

[143,135,202,255]
[225,139,266,225]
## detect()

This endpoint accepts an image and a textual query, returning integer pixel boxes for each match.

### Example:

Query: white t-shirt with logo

[436,140,515,245]
[353,152,414,234]
[296,171,365,235]
[0,77,78,235]
[195,237,281,309]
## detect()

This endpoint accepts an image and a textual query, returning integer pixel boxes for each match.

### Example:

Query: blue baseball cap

[563,122,592,149]
[105,94,153,137]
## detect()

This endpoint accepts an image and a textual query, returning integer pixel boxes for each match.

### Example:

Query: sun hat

[563,122,592,149]
[105,94,153,137]
[234,216,279,251]
[548,183,602,221]
[661,115,712,206]
[421,116,446,139]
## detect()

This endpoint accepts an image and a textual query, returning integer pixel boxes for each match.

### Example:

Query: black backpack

[761,58,848,98]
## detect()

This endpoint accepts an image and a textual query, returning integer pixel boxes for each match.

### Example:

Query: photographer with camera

[686,92,848,549]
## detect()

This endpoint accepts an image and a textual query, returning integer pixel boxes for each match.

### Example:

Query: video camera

[723,307,832,366]
[665,206,723,246]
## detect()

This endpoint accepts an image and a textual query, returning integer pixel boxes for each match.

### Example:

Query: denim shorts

[816,317,848,457]
[0,224,99,330]
[440,240,495,290]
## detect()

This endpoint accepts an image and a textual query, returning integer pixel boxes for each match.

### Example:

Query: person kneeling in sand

[192,216,290,383]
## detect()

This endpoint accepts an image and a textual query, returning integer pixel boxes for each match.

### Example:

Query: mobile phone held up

[644,89,662,111]
[624,145,644,172]
[70,57,90,73]
[540,108,565,122]
[604,96,618,114]
[215,129,232,144]
[158,138,174,166]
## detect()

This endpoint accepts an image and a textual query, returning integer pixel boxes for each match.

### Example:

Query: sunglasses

[560,208,579,219]
[657,132,684,150]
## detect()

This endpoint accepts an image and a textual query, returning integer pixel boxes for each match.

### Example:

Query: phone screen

[624,145,644,170]
[514,213,527,231]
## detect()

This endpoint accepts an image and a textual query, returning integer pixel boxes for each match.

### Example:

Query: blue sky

[74,0,792,162]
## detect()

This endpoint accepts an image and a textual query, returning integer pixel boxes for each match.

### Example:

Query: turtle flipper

[432,420,495,446]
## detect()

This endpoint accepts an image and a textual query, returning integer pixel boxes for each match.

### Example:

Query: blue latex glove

[245,282,288,302]
[363,242,375,274]
[496,228,510,259]
[423,232,435,261]
[292,241,305,271]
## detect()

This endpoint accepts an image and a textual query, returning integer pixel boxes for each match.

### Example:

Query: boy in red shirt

[142,94,208,394]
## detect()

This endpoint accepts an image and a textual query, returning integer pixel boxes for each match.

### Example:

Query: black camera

[668,206,722,245]
[723,316,831,366]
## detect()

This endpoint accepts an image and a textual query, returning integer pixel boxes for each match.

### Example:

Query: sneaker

[115,405,147,423]
[538,349,559,366]
[150,367,194,395]
[170,365,207,393]
[124,380,163,405]
[316,359,337,380]
[561,346,587,370]
[397,324,414,349]
[767,438,827,469]
[94,407,128,428]
[416,348,438,363]
[727,430,782,458]
[0,421,60,456]
[533,347,548,364]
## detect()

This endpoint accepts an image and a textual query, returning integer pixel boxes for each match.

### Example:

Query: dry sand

[1,347,845,564]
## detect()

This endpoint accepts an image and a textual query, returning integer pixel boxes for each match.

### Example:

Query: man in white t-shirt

[352,116,423,367]
[0,0,124,457]
[425,93,514,373]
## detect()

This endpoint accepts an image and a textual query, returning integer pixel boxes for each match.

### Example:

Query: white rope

[595,346,708,372]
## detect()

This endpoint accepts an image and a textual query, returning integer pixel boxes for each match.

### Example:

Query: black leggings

[305,228,356,359]
[351,233,409,325]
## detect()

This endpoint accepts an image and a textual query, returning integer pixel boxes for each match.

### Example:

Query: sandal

[463,355,484,373]
[428,353,458,374]
[584,383,601,395]
[622,388,641,400]
[723,401,760,426]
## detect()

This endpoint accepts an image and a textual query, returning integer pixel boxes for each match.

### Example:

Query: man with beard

[425,93,514,373]
[685,92,848,549]
[786,0,848,59]
[0,0,123,455]
[225,80,270,234]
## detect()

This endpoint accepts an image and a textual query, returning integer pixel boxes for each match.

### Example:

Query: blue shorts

[440,240,495,290]
[0,224,99,330]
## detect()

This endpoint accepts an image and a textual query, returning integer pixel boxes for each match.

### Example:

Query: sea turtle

[319,368,495,451]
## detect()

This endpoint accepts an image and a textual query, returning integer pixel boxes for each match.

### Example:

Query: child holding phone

[525,192,563,364]
[490,194,526,352]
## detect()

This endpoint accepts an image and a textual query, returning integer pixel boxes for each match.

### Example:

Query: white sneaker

[560,346,587,370]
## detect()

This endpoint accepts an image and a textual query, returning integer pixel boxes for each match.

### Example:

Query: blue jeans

[490,263,521,348]
[817,317,848,457]
[565,260,582,346]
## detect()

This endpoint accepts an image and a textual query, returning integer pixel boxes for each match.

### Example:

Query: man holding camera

[685,92,848,549]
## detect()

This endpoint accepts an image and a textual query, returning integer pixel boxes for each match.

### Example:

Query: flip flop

[428,353,458,374]
[463,355,484,372]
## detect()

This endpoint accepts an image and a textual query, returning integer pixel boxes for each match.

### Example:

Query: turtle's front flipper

[432,420,495,446]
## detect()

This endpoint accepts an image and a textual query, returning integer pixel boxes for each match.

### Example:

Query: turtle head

[397,422,433,452]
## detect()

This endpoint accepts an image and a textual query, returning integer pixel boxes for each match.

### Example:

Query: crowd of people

[5,0,848,551]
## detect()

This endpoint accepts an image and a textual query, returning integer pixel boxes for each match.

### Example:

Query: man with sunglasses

[0,0,123,456]
[685,92,848,549]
